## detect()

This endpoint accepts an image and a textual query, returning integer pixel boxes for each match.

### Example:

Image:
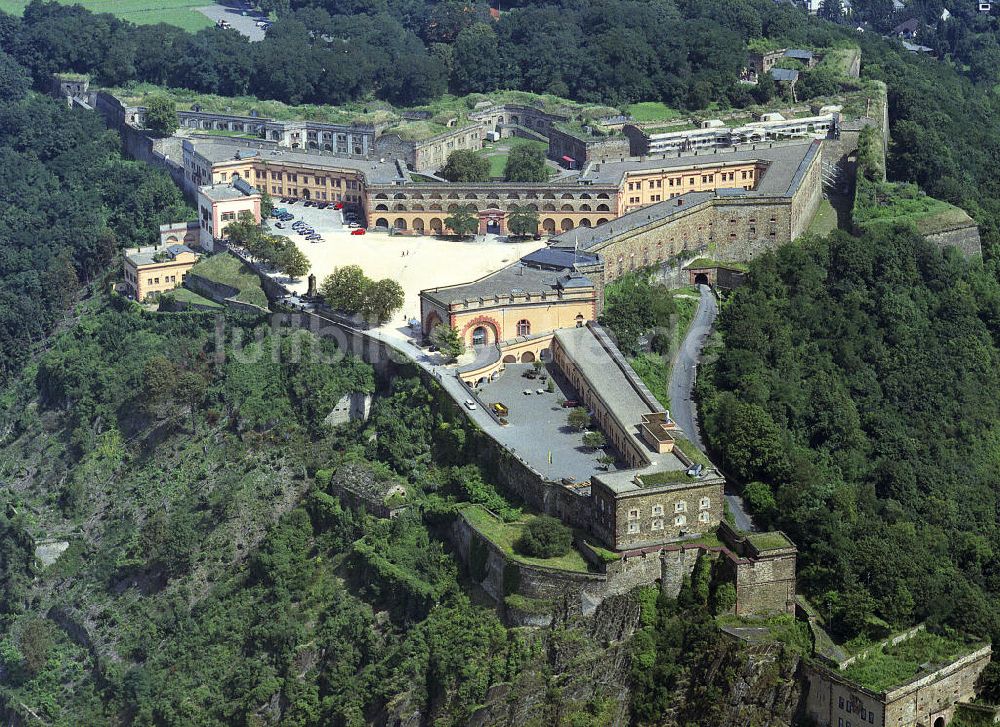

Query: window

[846,703,852,713]
[517,319,531,336]
[651,519,664,531]
[698,511,710,523]
[628,508,639,519]
[838,720,844,727]
[651,505,663,516]
[153,277,160,284]
[674,515,686,526]
[675,501,687,513]
[700,497,710,510]
[147,278,153,285]
[860,709,866,721]
[221,211,235,221]
[628,522,640,534]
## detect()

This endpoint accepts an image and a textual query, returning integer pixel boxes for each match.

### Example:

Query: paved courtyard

[475,363,622,484]
[266,201,544,341]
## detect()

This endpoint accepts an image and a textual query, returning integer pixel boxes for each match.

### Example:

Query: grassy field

[462,505,594,573]
[627,102,683,123]
[840,631,974,693]
[477,137,549,178]
[0,0,215,31]
[807,197,838,237]
[187,252,268,309]
[168,287,224,309]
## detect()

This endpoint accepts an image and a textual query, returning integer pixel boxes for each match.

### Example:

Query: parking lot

[476,363,622,484]
[197,3,268,41]
[266,200,544,340]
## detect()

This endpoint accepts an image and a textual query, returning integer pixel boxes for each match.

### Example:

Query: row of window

[625,169,753,192]
[626,511,711,533]
[146,273,182,286]
[837,696,875,724]
[628,499,711,519]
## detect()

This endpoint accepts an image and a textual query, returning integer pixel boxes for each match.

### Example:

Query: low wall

[183,274,269,315]
[924,224,983,257]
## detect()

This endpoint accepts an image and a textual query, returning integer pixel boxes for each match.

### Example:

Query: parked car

[317,202,328,209]
[561,399,578,408]
[334,202,344,210]
[348,222,360,228]
[536,388,545,395]
[491,402,509,417]
[275,222,285,229]
[304,201,314,207]
[522,389,532,396]
[350,228,366,236]
[306,234,322,241]
[464,400,477,410]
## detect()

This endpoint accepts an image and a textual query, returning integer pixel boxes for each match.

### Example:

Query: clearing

[0,0,216,31]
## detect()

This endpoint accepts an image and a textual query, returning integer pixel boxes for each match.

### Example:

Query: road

[667,284,754,532]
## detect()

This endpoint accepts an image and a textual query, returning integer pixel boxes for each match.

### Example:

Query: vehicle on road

[464,400,477,410]
[350,228,366,235]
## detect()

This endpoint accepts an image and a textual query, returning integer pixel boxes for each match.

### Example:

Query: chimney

[677,198,684,206]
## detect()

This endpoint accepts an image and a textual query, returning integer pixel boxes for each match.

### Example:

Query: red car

[334,202,344,210]
[350,228,366,236]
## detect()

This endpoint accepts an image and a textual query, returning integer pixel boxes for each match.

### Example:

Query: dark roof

[770,68,800,83]
[893,17,919,34]
[520,247,600,269]
[166,243,194,256]
[784,49,814,61]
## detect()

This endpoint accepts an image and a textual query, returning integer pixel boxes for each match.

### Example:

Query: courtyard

[266,202,544,340]
[474,362,622,484]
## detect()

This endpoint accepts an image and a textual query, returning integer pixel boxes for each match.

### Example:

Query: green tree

[275,242,310,280]
[515,516,572,558]
[321,265,370,313]
[17,618,54,677]
[144,95,178,136]
[439,149,490,182]
[444,204,479,238]
[176,370,208,433]
[259,188,275,218]
[567,406,591,431]
[582,431,606,450]
[361,278,405,324]
[711,582,737,615]
[0,51,31,102]
[429,324,465,361]
[506,205,540,237]
[503,145,549,183]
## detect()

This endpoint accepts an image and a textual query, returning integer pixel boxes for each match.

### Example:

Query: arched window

[472,326,487,346]
[517,319,531,336]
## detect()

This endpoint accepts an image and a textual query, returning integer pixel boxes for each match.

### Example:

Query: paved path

[197,4,267,41]
[667,284,754,532]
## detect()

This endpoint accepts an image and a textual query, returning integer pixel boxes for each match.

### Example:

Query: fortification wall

[924,225,983,257]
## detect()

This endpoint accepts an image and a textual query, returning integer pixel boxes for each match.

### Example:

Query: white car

[348,221,360,228]
[464,400,477,410]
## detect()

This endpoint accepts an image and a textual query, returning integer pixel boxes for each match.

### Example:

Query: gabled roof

[770,68,800,83]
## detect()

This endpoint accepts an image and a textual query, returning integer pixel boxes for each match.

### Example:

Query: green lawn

[477,137,549,179]
[0,0,214,31]
[807,197,838,237]
[746,531,793,552]
[626,287,700,411]
[840,631,975,693]
[627,102,683,123]
[461,505,594,573]
[187,252,268,309]
[168,287,224,310]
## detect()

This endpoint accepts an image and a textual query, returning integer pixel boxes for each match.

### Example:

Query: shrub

[515,516,572,559]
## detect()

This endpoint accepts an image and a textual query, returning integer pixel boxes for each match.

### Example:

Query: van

[491,402,509,417]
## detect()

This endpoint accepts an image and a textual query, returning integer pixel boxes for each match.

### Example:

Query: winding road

[667,284,754,532]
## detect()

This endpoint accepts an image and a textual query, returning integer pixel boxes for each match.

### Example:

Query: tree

[429,324,465,361]
[259,188,275,218]
[515,516,572,558]
[503,145,549,183]
[818,0,844,22]
[321,265,370,313]
[711,582,737,615]
[17,618,54,677]
[582,431,606,450]
[176,370,207,433]
[598,454,615,469]
[444,204,479,238]
[361,278,405,324]
[439,149,489,182]
[275,242,310,280]
[506,205,539,237]
[567,406,591,431]
[0,51,31,102]
[144,95,178,136]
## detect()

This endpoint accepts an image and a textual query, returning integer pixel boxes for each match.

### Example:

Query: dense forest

[698,226,1000,684]
[0,54,189,384]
